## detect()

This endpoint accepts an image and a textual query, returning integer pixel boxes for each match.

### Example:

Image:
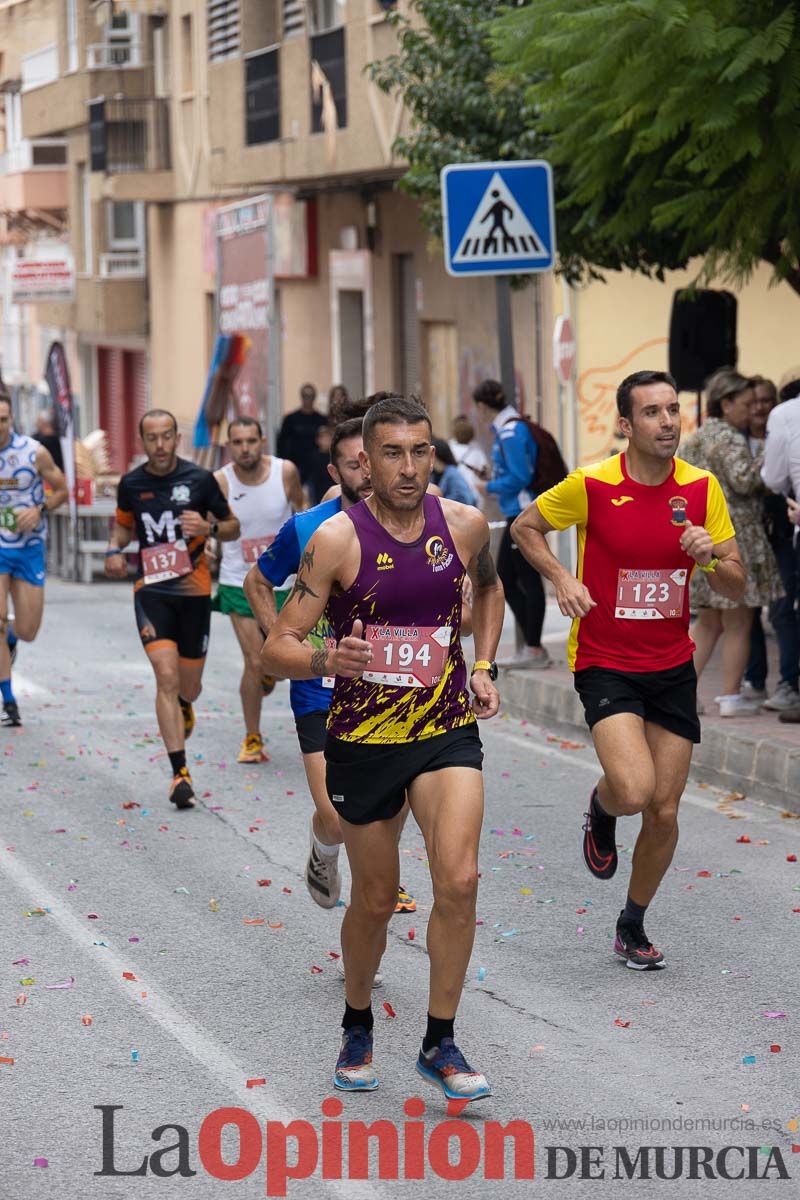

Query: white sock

[313,834,340,857]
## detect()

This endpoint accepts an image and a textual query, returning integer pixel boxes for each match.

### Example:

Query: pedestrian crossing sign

[440,161,556,277]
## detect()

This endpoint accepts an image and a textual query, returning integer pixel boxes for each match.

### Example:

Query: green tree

[490,0,800,294]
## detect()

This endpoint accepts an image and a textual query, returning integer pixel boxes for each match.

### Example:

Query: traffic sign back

[441,161,556,277]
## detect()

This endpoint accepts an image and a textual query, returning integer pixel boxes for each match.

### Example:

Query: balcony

[99,250,145,279]
[21,57,155,141]
[0,139,68,212]
[86,42,145,71]
[88,97,173,202]
[75,274,147,338]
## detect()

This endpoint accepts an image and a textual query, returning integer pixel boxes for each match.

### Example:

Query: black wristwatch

[209,520,219,538]
[472,660,498,681]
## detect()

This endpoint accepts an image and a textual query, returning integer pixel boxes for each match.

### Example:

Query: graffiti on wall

[576,336,700,464]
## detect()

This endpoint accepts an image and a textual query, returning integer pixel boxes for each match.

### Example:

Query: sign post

[441,160,556,406]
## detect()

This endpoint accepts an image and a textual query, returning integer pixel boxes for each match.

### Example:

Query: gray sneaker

[497,646,551,670]
[740,681,767,701]
[763,681,800,711]
[305,822,342,909]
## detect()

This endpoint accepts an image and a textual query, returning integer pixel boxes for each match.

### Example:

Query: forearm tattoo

[474,540,498,588]
[310,647,329,675]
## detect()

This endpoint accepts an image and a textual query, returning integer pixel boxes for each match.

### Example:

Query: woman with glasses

[681,369,783,717]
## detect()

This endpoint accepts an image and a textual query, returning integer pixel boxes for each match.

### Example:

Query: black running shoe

[169,768,196,809]
[1,700,21,727]
[582,787,617,880]
[614,913,666,970]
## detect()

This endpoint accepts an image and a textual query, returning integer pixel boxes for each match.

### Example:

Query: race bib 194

[242,535,275,564]
[142,540,192,585]
[362,625,451,688]
[615,568,687,620]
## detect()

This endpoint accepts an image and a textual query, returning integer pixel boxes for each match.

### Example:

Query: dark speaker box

[668,290,738,393]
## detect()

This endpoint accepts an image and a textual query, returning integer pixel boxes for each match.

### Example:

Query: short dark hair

[228,415,263,438]
[472,379,506,411]
[432,436,457,467]
[616,371,677,420]
[139,408,178,437]
[330,417,363,467]
[362,395,432,448]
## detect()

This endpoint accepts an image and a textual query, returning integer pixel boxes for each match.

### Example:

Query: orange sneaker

[169,767,196,810]
[238,734,269,764]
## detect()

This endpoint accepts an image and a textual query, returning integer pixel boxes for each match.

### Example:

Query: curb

[501,667,800,816]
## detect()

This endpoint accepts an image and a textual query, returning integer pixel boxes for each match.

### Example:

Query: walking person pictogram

[480,191,517,254]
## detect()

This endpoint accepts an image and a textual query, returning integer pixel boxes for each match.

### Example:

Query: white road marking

[0,843,383,1200]
[9,671,49,698]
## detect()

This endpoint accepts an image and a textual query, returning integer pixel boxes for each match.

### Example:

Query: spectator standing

[742,376,778,701]
[431,438,479,506]
[32,410,64,473]
[681,370,783,717]
[307,423,334,505]
[761,367,800,722]
[276,383,328,489]
[473,379,550,668]
[449,415,489,499]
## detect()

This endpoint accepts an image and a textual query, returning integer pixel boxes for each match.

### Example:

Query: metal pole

[495,276,515,405]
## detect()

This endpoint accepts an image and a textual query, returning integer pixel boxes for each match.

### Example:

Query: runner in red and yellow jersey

[105,409,239,809]
[512,370,746,970]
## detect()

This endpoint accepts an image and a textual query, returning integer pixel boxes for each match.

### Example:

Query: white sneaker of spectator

[762,681,800,711]
[718,693,763,718]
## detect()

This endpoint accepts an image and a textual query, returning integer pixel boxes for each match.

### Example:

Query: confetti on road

[382,1001,397,1019]
[246,1078,266,1088]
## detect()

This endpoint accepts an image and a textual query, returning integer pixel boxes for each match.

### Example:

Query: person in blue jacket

[431,438,479,506]
[473,379,550,668]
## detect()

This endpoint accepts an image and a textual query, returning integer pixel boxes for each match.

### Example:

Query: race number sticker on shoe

[0,507,17,531]
[141,540,192,585]
[241,535,275,564]
[615,568,687,620]
[363,625,451,688]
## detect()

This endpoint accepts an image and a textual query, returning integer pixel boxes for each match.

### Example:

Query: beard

[341,481,370,505]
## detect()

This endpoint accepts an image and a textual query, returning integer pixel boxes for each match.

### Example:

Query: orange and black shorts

[134,588,211,661]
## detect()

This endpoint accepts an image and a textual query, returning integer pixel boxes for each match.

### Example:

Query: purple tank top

[326,493,475,743]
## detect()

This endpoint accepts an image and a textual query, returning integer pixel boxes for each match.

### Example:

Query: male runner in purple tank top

[263,395,505,1102]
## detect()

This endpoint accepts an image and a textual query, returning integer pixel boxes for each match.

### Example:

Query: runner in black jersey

[105,409,239,808]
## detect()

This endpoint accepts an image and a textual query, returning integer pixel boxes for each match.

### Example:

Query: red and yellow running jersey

[536,454,735,674]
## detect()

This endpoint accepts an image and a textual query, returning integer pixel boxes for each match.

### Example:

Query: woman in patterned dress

[681,370,783,717]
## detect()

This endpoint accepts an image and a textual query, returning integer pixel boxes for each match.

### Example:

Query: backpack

[507,415,569,494]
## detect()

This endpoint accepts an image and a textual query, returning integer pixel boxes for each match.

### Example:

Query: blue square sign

[441,161,556,277]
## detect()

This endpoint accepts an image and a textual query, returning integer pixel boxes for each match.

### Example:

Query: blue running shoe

[334,1026,378,1092]
[415,1038,491,1102]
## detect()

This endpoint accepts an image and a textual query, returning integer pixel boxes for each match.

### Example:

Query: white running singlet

[219,458,293,587]
[0,433,46,549]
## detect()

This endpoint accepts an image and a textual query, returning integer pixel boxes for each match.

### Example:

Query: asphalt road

[1,580,798,1200]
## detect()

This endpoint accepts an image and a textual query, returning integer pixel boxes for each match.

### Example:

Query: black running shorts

[295,710,328,756]
[134,589,211,661]
[574,659,700,744]
[325,723,484,826]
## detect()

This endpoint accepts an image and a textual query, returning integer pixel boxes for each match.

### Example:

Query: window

[245,48,280,145]
[309,0,343,34]
[66,0,78,72]
[282,0,304,37]
[310,27,346,132]
[208,0,240,63]
[107,201,144,251]
[181,15,194,91]
[107,12,140,66]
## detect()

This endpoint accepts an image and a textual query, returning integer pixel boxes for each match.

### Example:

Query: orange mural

[576,337,700,464]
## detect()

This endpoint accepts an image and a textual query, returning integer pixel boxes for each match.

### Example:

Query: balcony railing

[0,139,67,175]
[89,98,171,173]
[99,251,145,279]
[20,44,59,92]
[87,42,144,70]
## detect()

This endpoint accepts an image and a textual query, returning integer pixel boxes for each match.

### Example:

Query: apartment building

[13,0,551,469]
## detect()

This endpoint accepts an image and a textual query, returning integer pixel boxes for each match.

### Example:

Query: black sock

[343,1003,373,1033]
[168,750,187,776]
[423,1014,455,1054]
[592,787,614,821]
[622,895,648,924]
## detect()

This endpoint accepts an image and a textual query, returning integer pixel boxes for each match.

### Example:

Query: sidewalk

[491,604,800,814]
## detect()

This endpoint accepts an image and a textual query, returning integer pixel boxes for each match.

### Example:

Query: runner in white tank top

[213,416,304,762]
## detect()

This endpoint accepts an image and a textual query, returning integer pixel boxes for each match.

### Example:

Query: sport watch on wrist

[698,556,719,573]
[209,520,219,538]
[472,660,498,681]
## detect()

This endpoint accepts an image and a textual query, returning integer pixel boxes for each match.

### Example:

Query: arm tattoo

[288,575,319,604]
[310,647,329,675]
[299,546,315,573]
[474,540,498,588]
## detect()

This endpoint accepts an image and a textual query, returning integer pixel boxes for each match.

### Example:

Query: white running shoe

[718,693,762,718]
[763,681,800,711]
[335,955,383,989]
[305,822,342,909]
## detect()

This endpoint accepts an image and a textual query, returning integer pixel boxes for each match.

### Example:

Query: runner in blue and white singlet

[0,393,68,726]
